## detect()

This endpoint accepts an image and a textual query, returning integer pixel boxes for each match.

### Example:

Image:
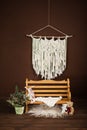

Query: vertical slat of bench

[67,78,71,101]
[26,78,28,87]
[25,78,29,94]
[25,78,29,112]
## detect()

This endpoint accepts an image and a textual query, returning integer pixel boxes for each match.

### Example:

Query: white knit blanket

[25,87,62,107]
[31,96,62,107]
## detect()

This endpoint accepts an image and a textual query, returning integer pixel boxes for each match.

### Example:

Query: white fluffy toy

[61,102,74,116]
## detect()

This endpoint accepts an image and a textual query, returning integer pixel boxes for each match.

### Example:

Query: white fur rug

[28,104,67,118]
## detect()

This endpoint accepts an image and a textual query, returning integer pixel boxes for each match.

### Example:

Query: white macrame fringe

[32,36,67,79]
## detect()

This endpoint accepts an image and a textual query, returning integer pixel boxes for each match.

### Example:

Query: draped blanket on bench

[33,96,62,107]
[25,87,62,107]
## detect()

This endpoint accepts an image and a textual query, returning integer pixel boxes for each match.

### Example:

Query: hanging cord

[26,24,72,38]
[26,24,72,37]
[48,0,50,25]
[26,0,72,38]
[48,25,68,36]
[29,25,49,36]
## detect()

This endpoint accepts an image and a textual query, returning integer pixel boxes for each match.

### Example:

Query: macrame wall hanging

[26,0,72,79]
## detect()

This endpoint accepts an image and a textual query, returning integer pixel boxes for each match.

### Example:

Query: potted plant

[7,85,27,115]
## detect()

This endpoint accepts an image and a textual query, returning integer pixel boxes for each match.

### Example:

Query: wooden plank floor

[0,98,87,130]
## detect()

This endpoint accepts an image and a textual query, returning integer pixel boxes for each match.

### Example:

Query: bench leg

[25,103,29,113]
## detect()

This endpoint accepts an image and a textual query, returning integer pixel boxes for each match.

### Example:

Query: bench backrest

[25,78,71,101]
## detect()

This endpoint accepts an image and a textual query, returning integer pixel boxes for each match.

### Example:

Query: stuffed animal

[61,104,67,114]
[61,102,74,116]
[65,101,74,115]
[25,87,35,101]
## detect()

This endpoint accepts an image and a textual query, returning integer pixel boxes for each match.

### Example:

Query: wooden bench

[25,78,72,113]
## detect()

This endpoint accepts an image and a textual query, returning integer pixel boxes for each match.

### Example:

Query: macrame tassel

[32,37,67,79]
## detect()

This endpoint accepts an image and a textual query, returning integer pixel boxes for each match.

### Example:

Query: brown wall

[0,0,87,98]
